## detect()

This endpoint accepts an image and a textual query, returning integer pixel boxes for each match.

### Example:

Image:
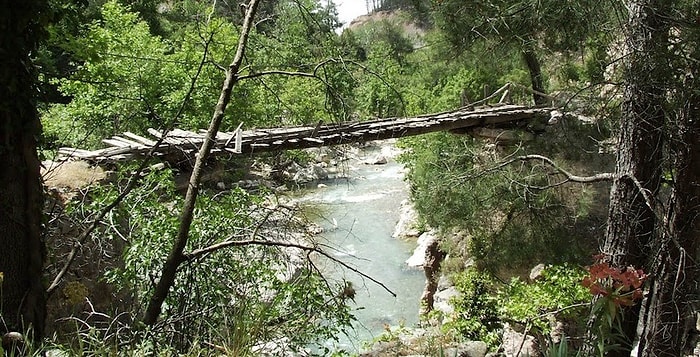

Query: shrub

[498,264,590,333]
[444,268,501,349]
[53,166,354,354]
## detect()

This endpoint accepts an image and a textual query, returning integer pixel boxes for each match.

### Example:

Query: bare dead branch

[184,237,396,298]
[458,154,614,189]
[517,154,614,183]
[182,204,395,297]
[461,82,512,108]
[506,80,557,105]
[237,70,318,81]
[143,0,262,326]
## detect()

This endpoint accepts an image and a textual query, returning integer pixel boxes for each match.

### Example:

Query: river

[294,144,426,352]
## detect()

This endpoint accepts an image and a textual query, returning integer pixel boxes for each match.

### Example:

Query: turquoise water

[297,158,425,352]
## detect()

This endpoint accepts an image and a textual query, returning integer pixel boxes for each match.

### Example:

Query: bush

[444,268,501,349]
[445,265,590,353]
[498,264,590,333]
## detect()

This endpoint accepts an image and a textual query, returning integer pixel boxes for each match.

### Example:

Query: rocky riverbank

[363,196,548,357]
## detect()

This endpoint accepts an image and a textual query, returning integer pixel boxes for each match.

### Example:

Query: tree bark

[587,1,672,355]
[142,0,261,326]
[521,47,548,106]
[0,0,47,343]
[636,45,700,357]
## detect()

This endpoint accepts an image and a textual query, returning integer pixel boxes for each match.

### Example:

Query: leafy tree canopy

[432,0,615,52]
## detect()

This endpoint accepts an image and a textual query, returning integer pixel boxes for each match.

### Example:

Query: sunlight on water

[299,157,425,352]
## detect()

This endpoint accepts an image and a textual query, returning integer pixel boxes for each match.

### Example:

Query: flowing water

[295,147,426,352]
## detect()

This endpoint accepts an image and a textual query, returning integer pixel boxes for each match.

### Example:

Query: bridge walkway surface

[58,104,556,164]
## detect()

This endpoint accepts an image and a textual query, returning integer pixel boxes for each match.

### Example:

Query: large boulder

[529,263,546,282]
[406,231,438,268]
[433,286,460,317]
[393,199,422,240]
[501,323,539,357]
[291,164,329,183]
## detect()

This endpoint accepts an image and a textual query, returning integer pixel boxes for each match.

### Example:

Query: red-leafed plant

[582,254,647,356]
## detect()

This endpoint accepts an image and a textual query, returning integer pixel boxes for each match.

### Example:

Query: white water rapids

[295,145,426,352]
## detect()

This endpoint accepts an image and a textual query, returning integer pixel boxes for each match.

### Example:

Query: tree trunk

[521,48,548,106]
[590,0,672,355]
[636,43,700,357]
[142,0,261,326]
[0,0,47,343]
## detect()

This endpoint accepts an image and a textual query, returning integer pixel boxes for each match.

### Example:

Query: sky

[333,1,368,28]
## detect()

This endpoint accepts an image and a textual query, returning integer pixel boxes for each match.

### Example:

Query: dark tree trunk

[637,48,700,357]
[592,0,672,355]
[0,0,47,344]
[521,48,548,106]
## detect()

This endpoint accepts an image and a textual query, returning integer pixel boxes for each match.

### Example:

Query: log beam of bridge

[58,105,553,163]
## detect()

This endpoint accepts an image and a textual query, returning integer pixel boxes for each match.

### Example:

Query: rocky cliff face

[347,9,426,46]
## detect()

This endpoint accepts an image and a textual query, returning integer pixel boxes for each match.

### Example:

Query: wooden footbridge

[58,104,555,164]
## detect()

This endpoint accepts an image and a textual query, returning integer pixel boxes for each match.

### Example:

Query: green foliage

[546,336,571,357]
[259,0,340,66]
[354,50,405,118]
[431,0,611,53]
[43,1,200,148]
[444,268,501,349]
[445,266,591,354]
[399,129,602,273]
[497,265,589,333]
[428,0,622,106]
[279,149,315,166]
[354,19,415,65]
[60,167,354,354]
[41,0,354,151]
[347,22,515,119]
[35,0,627,354]
[350,19,414,118]
[583,34,611,83]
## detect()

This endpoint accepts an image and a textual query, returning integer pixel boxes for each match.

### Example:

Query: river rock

[313,164,329,179]
[252,337,309,356]
[443,341,488,357]
[438,275,452,290]
[365,155,388,165]
[393,199,422,239]
[433,286,460,317]
[502,323,539,357]
[280,161,302,180]
[406,230,438,268]
[359,341,399,357]
[292,164,328,183]
[529,263,546,281]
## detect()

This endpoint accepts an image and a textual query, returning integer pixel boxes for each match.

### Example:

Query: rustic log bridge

[57,104,554,164]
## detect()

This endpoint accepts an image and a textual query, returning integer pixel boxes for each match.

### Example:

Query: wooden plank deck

[57,104,554,164]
